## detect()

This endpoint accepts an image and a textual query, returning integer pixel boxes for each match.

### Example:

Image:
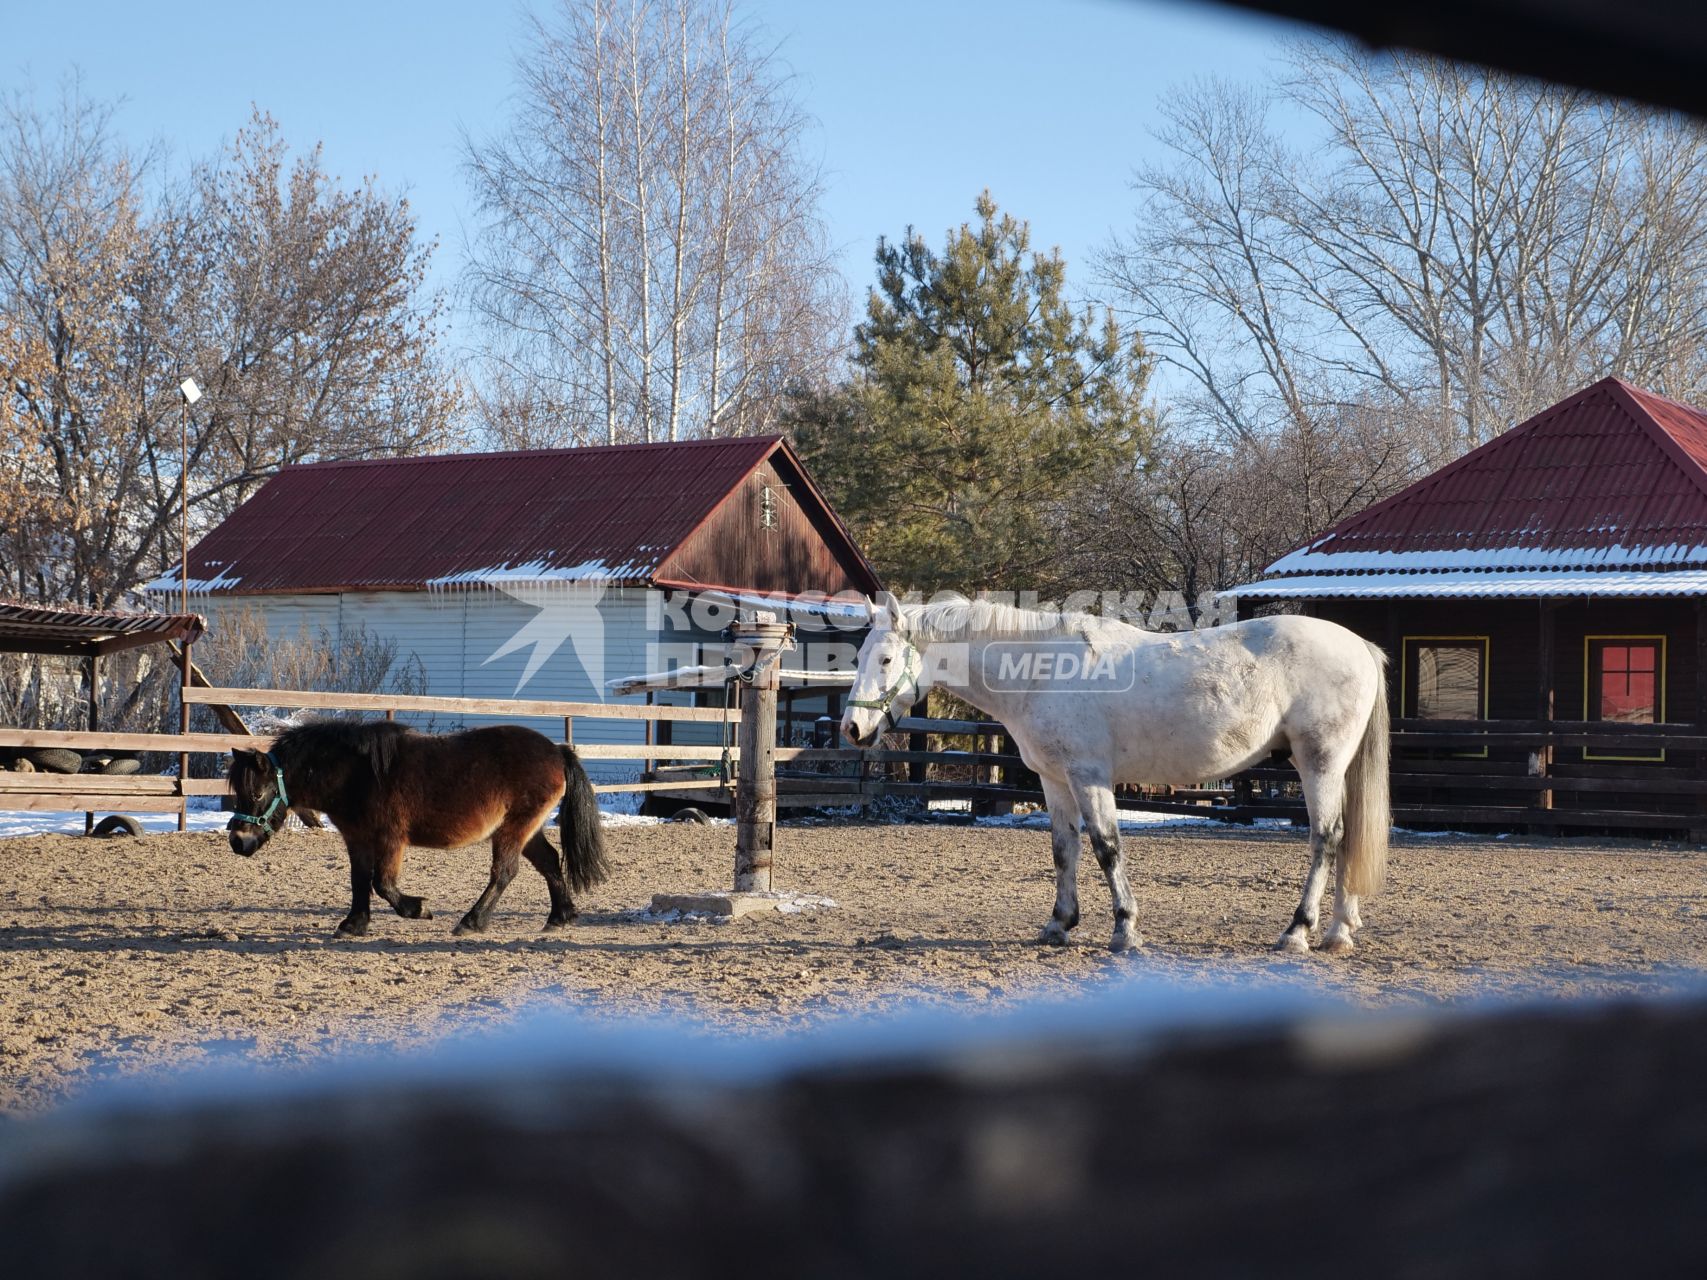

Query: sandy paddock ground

[3,816,1707,1113]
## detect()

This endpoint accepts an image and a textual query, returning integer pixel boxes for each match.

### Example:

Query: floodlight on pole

[179,378,202,616]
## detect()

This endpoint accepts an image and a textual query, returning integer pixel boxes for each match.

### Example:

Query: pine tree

[793,192,1152,594]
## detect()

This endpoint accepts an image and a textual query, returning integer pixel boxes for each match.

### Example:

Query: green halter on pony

[231,752,291,833]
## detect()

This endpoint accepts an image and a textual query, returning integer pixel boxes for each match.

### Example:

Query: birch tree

[462,0,842,446]
[1106,40,1707,453]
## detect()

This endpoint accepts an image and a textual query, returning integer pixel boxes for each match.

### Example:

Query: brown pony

[227,720,609,937]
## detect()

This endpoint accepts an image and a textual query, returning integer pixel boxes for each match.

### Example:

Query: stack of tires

[1,749,147,836]
[1,747,141,777]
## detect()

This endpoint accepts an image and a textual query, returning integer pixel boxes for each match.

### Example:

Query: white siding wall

[192,587,660,785]
[195,594,343,648]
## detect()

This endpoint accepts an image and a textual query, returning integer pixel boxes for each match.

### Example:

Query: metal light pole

[178,378,201,616]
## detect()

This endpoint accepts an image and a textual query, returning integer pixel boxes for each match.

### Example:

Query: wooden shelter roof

[0,601,206,657]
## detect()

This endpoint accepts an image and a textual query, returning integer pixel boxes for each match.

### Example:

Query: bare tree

[0,87,460,608]
[462,0,843,447]
[1063,395,1448,608]
[1106,41,1707,454]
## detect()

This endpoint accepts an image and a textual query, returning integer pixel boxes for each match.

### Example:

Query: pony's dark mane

[273,718,416,777]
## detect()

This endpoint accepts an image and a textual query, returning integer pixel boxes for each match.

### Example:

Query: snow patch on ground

[976,808,1288,834]
[635,891,839,924]
[0,808,234,839]
[0,804,724,838]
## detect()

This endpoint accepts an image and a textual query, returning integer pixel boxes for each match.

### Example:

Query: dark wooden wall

[1248,596,1707,829]
[658,455,879,597]
[1302,597,1701,727]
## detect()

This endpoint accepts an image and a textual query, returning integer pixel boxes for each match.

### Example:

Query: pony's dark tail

[559,744,610,893]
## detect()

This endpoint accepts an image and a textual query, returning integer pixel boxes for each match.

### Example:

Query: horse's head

[226,747,288,857]
[842,595,926,748]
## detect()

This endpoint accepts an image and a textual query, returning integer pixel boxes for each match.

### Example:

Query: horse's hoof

[399,896,431,920]
[334,919,369,939]
[1037,922,1072,947]
[452,917,485,936]
[1273,930,1310,955]
[1109,931,1143,954]
[1320,924,1355,954]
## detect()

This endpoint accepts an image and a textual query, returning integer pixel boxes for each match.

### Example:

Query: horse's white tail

[1341,642,1391,898]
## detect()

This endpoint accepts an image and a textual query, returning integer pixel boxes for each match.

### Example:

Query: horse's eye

[881,656,892,666]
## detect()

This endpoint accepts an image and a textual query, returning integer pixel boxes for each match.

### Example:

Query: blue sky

[7,0,1305,330]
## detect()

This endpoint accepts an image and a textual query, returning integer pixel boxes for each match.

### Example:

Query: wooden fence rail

[13,688,1700,836]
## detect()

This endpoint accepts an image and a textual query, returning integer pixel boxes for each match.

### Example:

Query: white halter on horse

[842,594,1390,954]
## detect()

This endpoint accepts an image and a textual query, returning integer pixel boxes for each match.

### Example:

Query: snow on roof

[1238,378,1707,599]
[1223,568,1707,599]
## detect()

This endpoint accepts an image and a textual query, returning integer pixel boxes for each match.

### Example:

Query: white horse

[842,596,1389,954]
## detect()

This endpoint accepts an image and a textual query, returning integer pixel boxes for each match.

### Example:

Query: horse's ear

[872,592,901,630]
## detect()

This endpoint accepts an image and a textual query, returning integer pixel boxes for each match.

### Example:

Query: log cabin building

[1228,377,1707,836]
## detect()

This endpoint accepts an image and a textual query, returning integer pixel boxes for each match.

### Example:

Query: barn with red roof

[144,435,881,774]
[1229,376,1707,834]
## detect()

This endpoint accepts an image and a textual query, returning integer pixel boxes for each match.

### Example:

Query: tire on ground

[90,815,144,838]
[99,756,142,776]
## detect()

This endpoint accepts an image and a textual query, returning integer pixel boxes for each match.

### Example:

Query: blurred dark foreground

[2,988,1704,1278]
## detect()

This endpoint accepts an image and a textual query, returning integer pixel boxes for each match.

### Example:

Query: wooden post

[84,654,99,837]
[907,729,926,787]
[1693,600,1707,844]
[1530,601,1558,821]
[178,638,192,833]
[732,614,788,893]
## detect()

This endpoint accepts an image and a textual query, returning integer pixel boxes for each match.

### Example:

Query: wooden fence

[9,684,1703,837]
[0,686,740,827]
[1234,716,1707,837]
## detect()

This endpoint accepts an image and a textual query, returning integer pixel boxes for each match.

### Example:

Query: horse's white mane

[895,597,1137,647]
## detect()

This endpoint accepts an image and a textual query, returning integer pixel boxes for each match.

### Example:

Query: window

[1401,636,1489,758]
[1584,636,1665,761]
[1403,637,1488,720]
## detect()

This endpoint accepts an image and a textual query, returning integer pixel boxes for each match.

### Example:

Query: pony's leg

[520,830,576,930]
[370,840,431,921]
[455,841,522,935]
[336,841,375,938]
[455,809,550,935]
[1071,779,1140,953]
[1275,765,1344,955]
[1038,774,1083,946]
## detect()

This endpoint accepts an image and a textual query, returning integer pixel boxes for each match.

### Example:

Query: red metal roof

[1259,378,1707,579]
[150,435,877,595]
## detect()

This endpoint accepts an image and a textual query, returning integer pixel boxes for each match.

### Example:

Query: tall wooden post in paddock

[648,610,821,920]
[732,613,790,893]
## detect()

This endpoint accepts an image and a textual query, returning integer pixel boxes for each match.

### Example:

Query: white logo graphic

[484,580,611,696]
